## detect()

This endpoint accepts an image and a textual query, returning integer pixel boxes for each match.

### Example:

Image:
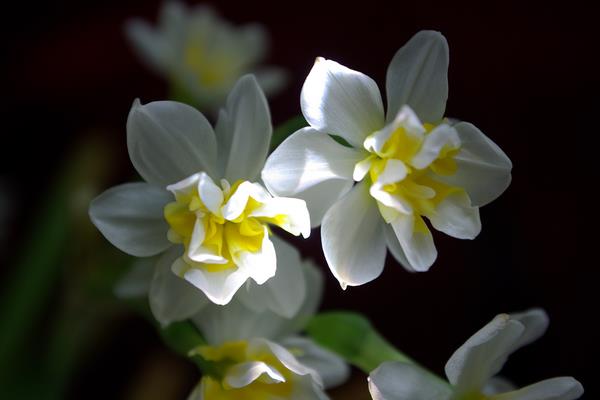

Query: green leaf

[306,311,414,373]
[159,321,212,371]
[270,115,307,150]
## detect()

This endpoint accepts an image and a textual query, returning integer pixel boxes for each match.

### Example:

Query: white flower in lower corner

[90,75,310,307]
[126,2,287,110]
[262,30,512,288]
[368,309,584,400]
[187,256,349,400]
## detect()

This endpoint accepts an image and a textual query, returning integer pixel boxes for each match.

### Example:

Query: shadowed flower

[187,254,349,399]
[126,2,287,110]
[90,75,309,306]
[368,309,583,400]
[262,31,512,288]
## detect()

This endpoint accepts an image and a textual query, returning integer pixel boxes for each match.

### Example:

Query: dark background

[1,0,594,399]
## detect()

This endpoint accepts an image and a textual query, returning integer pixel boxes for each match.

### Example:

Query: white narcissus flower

[262,30,512,288]
[126,2,287,110]
[187,258,349,400]
[368,309,584,400]
[90,75,310,306]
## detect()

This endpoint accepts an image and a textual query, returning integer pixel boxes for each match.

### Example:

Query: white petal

[198,172,224,215]
[280,336,350,389]
[440,122,512,207]
[290,178,354,228]
[149,247,209,326]
[114,256,155,298]
[390,214,437,272]
[368,362,452,400]
[89,182,171,257]
[186,381,204,400]
[127,100,218,186]
[262,127,362,195]
[386,30,449,124]
[177,259,252,306]
[280,259,325,337]
[222,181,271,221]
[250,196,311,238]
[234,230,277,285]
[216,75,272,182]
[224,361,285,389]
[410,124,460,169]
[192,299,285,344]
[321,181,387,288]
[301,57,385,147]
[383,223,414,272]
[492,377,584,400]
[509,308,550,351]
[426,191,481,239]
[445,314,525,396]
[237,235,307,318]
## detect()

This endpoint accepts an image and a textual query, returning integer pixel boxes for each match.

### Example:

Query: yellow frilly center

[164,180,287,273]
[360,122,464,221]
[192,341,294,400]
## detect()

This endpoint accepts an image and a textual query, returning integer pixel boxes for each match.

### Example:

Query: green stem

[306,311,449,387]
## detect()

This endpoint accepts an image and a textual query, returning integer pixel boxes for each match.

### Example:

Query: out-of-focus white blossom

[126,2,287,110]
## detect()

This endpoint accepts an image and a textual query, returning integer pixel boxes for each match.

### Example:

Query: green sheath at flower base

[306,312,413,372]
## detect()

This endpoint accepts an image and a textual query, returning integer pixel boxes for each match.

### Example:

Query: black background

[1,0,594,398]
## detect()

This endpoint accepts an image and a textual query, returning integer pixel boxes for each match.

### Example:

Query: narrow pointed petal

[509,308,550,352]
[149,247,209,326]
[321,181,387,287]
[369,362,452,400]
[492,377,584,400]
[442,122,512,206]
[280,336,350,389]
[427,191,481,239]
[383,223,414,272]
[302,58,385,147]
[390,214,437,272]
[237,236,306,318]
[127,100,217,186]
[445,314,525,396]
[89,182,171,257]
[386,30,449,124]
[217,75,272,182]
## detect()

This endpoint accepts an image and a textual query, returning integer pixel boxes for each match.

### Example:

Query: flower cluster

[89,5,583,400]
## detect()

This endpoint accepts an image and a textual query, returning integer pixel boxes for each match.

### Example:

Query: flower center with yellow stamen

[357,120,463,221]
[191,341,294,399]
[164,178,285,273]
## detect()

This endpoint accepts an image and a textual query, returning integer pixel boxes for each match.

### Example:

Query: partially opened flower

[262,30,512,288]
[368,309,584,400]
[126,2,287,110]
[90,75,310,306]
[187,256,349,399]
